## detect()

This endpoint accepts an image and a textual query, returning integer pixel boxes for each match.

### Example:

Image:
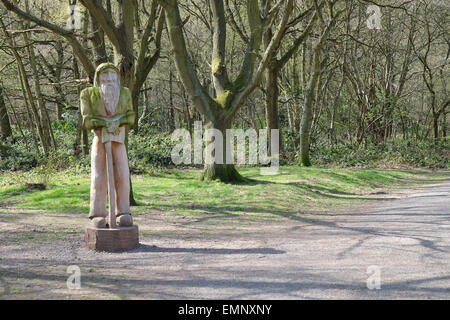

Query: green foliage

[0,120,176,174]
[308,139,450,169]
[128,125,176,174]
[0,137,38,171]
[2,115,448,178]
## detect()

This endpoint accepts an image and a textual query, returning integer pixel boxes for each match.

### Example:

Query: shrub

[307,139,449,169]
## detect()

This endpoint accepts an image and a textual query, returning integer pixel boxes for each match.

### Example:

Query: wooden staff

[104,140,116,229]
[101,114,123,229]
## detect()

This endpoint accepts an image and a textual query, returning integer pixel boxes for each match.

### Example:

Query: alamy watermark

[366,5,382,30]
[66,265,81,290]
[171,121,279,175]
[66,3,82,31]
[366,265,381,290]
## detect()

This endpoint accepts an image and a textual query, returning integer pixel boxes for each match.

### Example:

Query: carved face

[99,69,120,116]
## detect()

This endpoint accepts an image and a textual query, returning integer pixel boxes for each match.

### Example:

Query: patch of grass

[0,167,448,221]
[0,185,26,204]
[0,173,90,213]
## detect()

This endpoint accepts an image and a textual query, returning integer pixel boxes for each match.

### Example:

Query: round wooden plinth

[85,225,139,252]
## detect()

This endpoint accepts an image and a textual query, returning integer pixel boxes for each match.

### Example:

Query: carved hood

[93,62,120,87]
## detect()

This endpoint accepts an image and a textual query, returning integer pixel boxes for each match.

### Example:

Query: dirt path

[0,181,449,299]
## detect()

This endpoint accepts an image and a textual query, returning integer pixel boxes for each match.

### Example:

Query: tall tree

[160,0,294,181]
[0,16,49,154]
[262,2,319,154]
[0,0,165,132]
[299,2,342,166]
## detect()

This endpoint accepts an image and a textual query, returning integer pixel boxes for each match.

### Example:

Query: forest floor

[0,167,449,299]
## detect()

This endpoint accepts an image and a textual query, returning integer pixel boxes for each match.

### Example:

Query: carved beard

[100,80,120,116]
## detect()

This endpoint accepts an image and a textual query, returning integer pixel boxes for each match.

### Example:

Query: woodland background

[0,0,448,185]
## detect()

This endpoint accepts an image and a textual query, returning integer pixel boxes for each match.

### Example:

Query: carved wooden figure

[81,63,138,251]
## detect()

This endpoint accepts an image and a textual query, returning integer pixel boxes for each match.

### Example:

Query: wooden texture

[85,225,139,252]
[104,140,116,228]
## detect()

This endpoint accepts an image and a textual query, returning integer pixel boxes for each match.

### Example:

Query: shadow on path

[130,244,285,255]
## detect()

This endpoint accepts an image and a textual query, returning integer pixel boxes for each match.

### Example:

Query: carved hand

[91,117,107,129]
[106,120,120,135]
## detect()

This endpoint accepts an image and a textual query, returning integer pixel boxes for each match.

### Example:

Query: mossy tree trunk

[160,0,294,182]
[201,162,246,183]
[200,121,246,182]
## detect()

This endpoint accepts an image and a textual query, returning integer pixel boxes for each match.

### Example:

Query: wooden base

[85,225,139,252]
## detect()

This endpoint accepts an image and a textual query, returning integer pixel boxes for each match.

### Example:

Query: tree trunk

[168,68,175,132]
[17,61,40,156]
[89,11,108,67]
[329,72,345,145]
[299,16,337,166]
[26,41,54,151]
[264,64,283,154]
[0,86,12,138]
[82,130,89,155]
[161,0,294,182]
[200,121,245,182]
[21,0,56,151]
[73,55,83,156]
[299,79,315,167]
[52,40,65,120]
[433,113,439,139]
[138,84,150,125]
[442,112,447,138]
[14,40,48,154]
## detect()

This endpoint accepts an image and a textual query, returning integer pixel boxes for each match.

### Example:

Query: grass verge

[1,166,448,220]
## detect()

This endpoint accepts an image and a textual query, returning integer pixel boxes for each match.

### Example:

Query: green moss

[201,164,246,182]
[214,90,231,107]
[211,57,222,74]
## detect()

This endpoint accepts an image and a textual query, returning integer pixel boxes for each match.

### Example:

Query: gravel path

[0,182,449,299]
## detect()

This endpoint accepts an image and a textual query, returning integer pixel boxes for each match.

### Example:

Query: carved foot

[91,217,107,228]
[117,214,133,227]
